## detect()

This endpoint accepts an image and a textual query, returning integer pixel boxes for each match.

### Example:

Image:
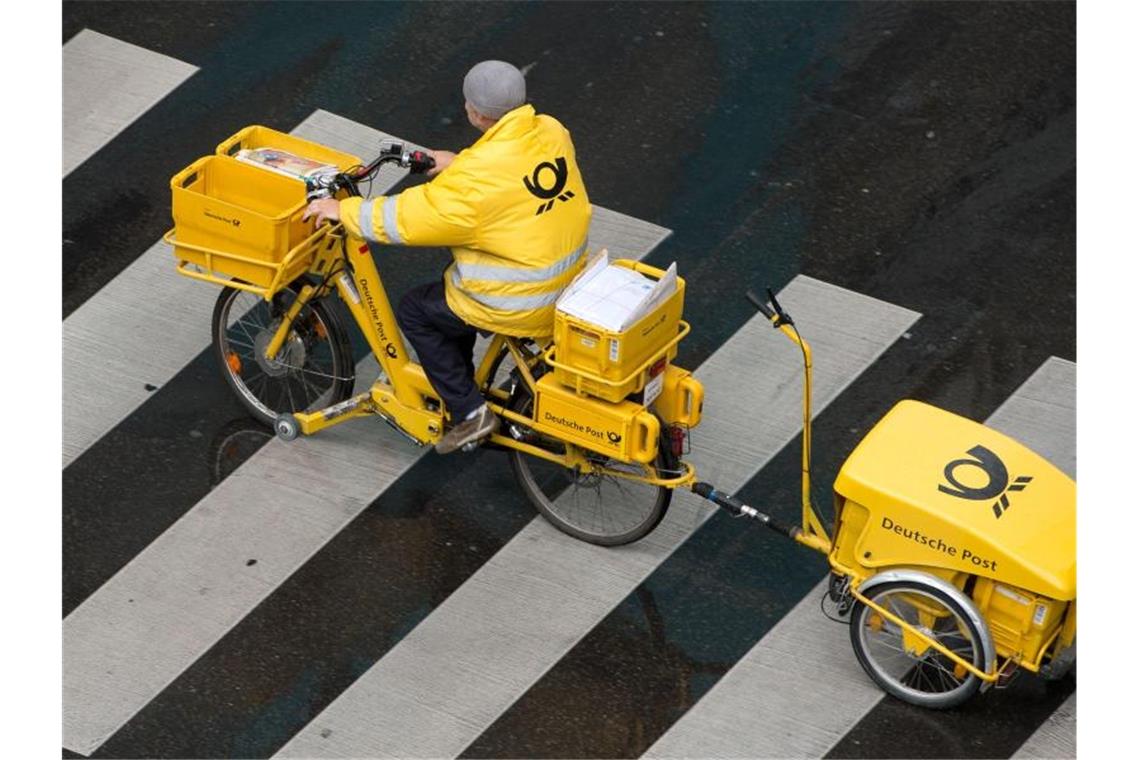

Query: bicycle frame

[261,225,695,490]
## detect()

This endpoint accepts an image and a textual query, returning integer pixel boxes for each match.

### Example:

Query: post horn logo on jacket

[524,157,576,215]
[338,104,592,338]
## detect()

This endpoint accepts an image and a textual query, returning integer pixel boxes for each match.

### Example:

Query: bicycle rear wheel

[211,283,355,426]
[506,392,672,546]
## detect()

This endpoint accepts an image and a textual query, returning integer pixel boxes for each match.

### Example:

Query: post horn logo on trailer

[523,157,575,215]
[938,444,1033,519]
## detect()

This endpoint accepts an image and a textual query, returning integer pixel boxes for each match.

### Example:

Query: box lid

[835,400,1075,599]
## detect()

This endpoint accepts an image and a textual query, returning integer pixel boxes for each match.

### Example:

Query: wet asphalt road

[63,2,1075,758]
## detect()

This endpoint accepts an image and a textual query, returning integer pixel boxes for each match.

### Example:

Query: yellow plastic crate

[166,125,363,298]
[546,260,688,402]
[216,124,361,170]
[168,154,327,294]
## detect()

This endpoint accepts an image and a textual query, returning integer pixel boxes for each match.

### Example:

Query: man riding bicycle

[304,60,591,454]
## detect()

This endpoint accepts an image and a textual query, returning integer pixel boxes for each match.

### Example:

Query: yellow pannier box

[546,260,688,403]
[533,375,661,464]
[167,126,361,298]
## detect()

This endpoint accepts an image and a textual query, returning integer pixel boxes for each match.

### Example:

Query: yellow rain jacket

[338,104,591,337]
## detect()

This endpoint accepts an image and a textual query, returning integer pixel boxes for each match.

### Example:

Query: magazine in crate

[234,147,339,183]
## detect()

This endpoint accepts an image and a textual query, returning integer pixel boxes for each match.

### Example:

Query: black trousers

[396,280,485,420]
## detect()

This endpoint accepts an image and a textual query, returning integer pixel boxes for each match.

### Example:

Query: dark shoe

[435,405,500,454]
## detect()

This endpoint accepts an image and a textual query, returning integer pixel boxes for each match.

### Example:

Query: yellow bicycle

[168,126,704,547]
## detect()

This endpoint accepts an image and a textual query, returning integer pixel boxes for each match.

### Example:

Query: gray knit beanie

[462,60,526,119]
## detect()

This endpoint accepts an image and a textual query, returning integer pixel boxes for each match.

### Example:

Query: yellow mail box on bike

[533,374,661,464]
[167,127,361,297]
[546,260,689,403]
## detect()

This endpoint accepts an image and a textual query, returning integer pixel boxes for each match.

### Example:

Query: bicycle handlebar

[305,142,436,202]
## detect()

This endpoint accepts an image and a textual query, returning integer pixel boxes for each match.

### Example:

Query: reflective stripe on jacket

[338,104,591,337]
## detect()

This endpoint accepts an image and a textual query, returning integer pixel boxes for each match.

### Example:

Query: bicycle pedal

[460,430,498,453]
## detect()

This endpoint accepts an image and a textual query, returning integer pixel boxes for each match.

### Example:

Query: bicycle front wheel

[506,394,672,546]
[211,283,355,426]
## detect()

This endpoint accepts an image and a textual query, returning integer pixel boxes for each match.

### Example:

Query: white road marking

[1013,693,1075,759]
[64,29,198,176]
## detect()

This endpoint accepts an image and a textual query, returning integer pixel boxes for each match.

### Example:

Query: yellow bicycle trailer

[692,290,1075,709]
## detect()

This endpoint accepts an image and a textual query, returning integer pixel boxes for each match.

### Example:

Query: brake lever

[405,149,436,174]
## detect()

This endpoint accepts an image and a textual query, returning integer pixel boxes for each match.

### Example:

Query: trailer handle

[746,290,776,321]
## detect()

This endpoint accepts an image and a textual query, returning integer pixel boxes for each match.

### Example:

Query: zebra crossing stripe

[273,277,920,759]
[64,29,198,176]
[1012,693,1076,759]
[62,110,411,468]
[61,201,670,757]
[984,358,1076,479]
[645,356,1076,759]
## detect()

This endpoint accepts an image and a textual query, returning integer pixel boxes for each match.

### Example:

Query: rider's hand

[303,198,340,226]
[427,150,456,177]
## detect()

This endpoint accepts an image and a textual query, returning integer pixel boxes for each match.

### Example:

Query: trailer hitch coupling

[692,482,801,541]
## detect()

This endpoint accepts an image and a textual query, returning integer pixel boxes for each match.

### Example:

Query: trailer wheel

[850,579,985,709]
